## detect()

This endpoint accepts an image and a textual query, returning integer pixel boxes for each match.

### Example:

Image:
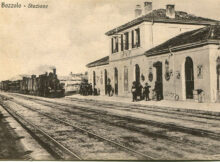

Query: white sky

[0,0,220,80]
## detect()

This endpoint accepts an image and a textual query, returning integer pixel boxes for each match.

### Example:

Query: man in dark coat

[107,79,112,96]
[154,81,162,101]
[143,82,151,101]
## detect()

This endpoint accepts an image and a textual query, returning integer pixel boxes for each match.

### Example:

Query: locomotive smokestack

[53,68,56,75]
[31,75,36,79]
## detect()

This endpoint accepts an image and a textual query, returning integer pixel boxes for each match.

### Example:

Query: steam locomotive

[0,68,65,98]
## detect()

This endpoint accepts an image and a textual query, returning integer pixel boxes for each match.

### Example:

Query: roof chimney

[166,4,175,19]
[135,5,142,17]
[31,75,36,79]
[144,1,152,14]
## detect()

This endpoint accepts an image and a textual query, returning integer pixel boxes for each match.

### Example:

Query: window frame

[135,28,140,47]
[111,36,119,54]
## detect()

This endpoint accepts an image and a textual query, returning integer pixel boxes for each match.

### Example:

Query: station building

[86,2,220,103]
[59,72,88,95]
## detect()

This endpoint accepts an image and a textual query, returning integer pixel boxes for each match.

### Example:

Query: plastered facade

[88,21,220,102]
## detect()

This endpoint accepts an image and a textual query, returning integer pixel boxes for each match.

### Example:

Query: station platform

[66,94,220,115]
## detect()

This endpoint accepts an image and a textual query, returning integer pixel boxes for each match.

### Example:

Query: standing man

[107,78,112,96]
[143,82,151,101]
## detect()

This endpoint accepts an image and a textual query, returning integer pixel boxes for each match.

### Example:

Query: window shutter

[127,33,129,50]
[116,37,118,52]
[121,34,123,51]
[124,32,129,50]
[137,28,140,47]
[132,30,134,48]
[111,38,114,53]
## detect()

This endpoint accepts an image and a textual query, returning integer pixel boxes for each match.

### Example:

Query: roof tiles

[86,56,109,68]
[145,25,220,56]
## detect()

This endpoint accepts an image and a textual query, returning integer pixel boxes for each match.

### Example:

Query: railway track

[11,93,220,140]
[10,93,220,124]
[0,96,155,160]
[65,98,220,130]
[66,97,220,120]
[2,93,220,159]
[0,100,81,160]
[22,98,220,142]
[4,93,220,158]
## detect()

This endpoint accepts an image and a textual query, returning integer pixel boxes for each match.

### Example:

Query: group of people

[80,79,162,102]
[131,81,151,102]
[131,81,162,102]
[79,82,100,96]
[79,82,92,96]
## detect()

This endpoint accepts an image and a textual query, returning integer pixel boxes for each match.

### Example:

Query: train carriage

[0,68,65,98]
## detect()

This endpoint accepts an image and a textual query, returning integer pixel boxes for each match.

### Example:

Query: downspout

[151,17,154,47]
[169,47,176,100]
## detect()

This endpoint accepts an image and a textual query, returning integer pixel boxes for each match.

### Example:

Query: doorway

[185,57,194,99]
[93,71,96,87]
[114,68,118,95]
[153,61,163,100]
[135,64,140,84]
[217,57,220,101]
[104,69,108,95]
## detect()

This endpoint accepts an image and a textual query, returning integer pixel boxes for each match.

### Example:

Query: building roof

[58,73,87,81]
[145,25,220,56]
[59,76,82,81]
[105,9,218,36]
[86,56,109,68]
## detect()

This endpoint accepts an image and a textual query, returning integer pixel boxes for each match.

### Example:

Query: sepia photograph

[0,0,220,160]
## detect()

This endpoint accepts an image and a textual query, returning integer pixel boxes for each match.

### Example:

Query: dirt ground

[0,112,29,160]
